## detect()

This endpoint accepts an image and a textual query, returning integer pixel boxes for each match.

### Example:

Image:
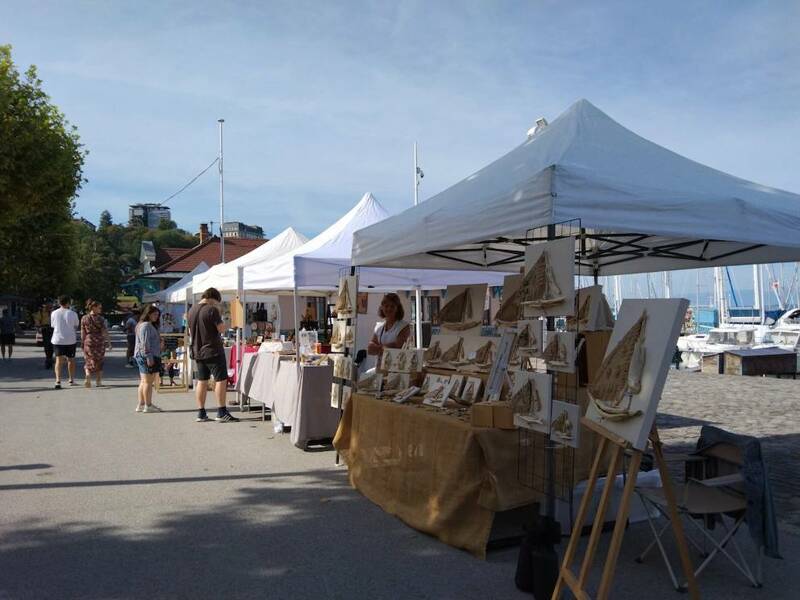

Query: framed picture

[330,320,345,350]
[550,400,580,448]
[423,377,457,408]
[335,275,357,319]
[584,298,689,450]
[511,372,551,434]
[357,292,369,315]
[419,373,449,396]
[437,284,487,336]
[460,376,483,404]
[521,237,575,318]
[541,331,576,373]
[509,320,543,368]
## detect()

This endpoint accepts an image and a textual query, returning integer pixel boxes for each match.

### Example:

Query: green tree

[99,210,113,228]
[0,45,86,299]
[69,220,121,310]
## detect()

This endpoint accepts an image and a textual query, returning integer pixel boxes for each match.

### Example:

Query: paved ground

[0,333,797,599]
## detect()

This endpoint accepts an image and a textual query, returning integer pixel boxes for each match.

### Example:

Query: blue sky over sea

[3,1,799,306]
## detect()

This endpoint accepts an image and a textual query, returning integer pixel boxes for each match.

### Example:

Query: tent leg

[415,286,422,348]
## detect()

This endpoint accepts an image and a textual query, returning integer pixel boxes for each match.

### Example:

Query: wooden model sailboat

[409,351,419,373]
[382,351,394,371]
[567,291,592,331]
[439,289,481,331]
[424,340,441,363]
[330,323,343,346]
[357,370,379,393]
[589,311,647,421]
[520,251,565,311]
[598,295,615,329]
[494,287,521,326]
[541,333,569,367]
[510,378,534,415]
[517,322,538,356]
[344,326,354,346]
[335,279,353,316]
[431,337,464,365]
[552,409,573,440]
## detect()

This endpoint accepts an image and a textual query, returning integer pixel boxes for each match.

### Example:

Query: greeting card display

[438,284,487,335]
[460,376,483,405]
[448,374,465,398]
[423,377,458,408]
[540,331,576,373]
[550,400,580,448]
[382,372,410,395]
[511,372,551,434]
[520,237,574,318]
[584,298,689,450]
[330,320,345,350]
[335,276,357,318]
[419,373,450,396]
[357,370,381,394]
[382,348,424,373]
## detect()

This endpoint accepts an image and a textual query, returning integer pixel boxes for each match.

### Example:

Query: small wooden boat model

[330,323,343,346]
[344,326,354,346]
[589,310,647,421]
[494,286,520,326]
[424,341,441,363]
[431,337,464,365]
[520,250,565,310]
[542,333,569,367]
[335,279,353,316]
[439,288,481,331]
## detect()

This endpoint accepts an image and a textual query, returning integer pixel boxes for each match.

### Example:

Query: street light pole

[218,118,225,263]
[413,143,423,348]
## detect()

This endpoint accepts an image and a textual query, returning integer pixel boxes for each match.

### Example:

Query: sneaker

[69,380,77,386]
[54,382,61,389]
[143,404,163,413]
[125,363,135,368]
[135,404,144,413]
[215,412,239,423]
[196,411,210,422]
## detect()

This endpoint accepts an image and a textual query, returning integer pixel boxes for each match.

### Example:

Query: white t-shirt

[374,319,410,347]
[50,307,79,345]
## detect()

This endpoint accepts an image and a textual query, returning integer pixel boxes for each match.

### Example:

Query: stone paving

[658,369,800,533]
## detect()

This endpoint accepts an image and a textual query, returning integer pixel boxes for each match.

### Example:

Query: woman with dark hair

[80,299,110,387]
[134,304,163,413]
[367,293,411,358]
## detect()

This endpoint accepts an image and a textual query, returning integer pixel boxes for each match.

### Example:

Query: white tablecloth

[237,353,338,449]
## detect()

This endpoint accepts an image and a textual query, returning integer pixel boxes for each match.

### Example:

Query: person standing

[51,296,80,388]
[0,309,15,360]
[34,303,55,368]
[81,300,110,388]
[133,305,163,413]
[367,293,411,360]
[124,310,139,367]
[187,287,238,423]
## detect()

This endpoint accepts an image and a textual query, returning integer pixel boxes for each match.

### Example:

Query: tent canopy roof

[148,262,209,304]
[244,193,507,293]
[352,99,800,276]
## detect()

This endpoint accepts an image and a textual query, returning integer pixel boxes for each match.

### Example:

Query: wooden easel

[552,418,699,600]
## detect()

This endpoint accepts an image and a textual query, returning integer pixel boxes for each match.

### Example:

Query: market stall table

[334,392,601,558]
[237,352,338,449]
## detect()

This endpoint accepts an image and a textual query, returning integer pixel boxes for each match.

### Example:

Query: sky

[3,0,799,306]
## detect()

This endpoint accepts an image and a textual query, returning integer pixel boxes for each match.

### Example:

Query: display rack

[332,267,358,465]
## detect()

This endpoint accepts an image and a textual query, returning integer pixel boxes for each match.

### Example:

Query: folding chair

[635,439,763,590]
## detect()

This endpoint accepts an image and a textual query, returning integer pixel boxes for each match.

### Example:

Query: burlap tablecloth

[334,392,602,558]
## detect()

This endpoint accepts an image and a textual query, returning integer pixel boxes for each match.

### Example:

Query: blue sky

[3,1,799,305]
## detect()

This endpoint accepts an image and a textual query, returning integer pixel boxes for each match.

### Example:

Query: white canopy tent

[144,262,209,304]
[351,100,800,276]
[245,192,508,293]
[192,226,309,296]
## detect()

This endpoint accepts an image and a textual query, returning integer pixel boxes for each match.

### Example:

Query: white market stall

[344,99,799,567]
[239,192,509,449]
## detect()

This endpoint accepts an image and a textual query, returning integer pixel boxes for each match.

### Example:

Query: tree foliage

[0,45,86,300]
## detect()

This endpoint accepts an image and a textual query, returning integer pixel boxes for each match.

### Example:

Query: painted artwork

[567,285,615,332]
[423,377,458,408]
[460,376,483,405]
[550,400,580,448]
[335,276,357,319]
[437,284,487,335]
[330,320,345,349]
[494,273,523,326]
[511,372,551,434]
[541,331,577,373]
[584,298,689,451]
[448,374,465,398]
[521,237,575,318]
[509,320,542,368]
[382,372,410,395]
[419,373,450,396]
[382,348,423,373]
[357,292,369,315]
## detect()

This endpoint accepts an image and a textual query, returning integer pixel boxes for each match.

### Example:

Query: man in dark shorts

[0,309,15,360]
[50,295,79,388]
[187,287,238,422]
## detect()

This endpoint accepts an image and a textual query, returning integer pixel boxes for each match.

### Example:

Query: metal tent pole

[218,118,225,263]
[413,142,423,348]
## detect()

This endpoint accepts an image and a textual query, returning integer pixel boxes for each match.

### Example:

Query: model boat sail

[510,379,542,416]
[473,340,494,365]
[541,333,569,367]
[588,311,647,421]
[424,341,441,362]
[517,323,538,356]
[494,287,521,325]
[520,251,565,310]
[335,279,353,316]
[567,291,591,330]
[344,326,354,346]
[438,338,464,364]
[598,294,615,329]
[552,409,573,440]
[439,289,481,331]
[330,323,343,346]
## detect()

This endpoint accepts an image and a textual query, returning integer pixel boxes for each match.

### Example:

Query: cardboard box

[492,401,515,430]
[471,402,495,428]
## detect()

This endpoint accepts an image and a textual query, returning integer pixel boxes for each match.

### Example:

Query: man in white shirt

[50,295,79,389]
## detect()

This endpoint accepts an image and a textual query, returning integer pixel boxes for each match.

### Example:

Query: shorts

[0,333,14,345]
[195,355,228,382]
[135,354,162,375]
[54,343,77,358]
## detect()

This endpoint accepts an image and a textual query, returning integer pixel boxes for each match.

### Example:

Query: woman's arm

[367,332,382,356]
